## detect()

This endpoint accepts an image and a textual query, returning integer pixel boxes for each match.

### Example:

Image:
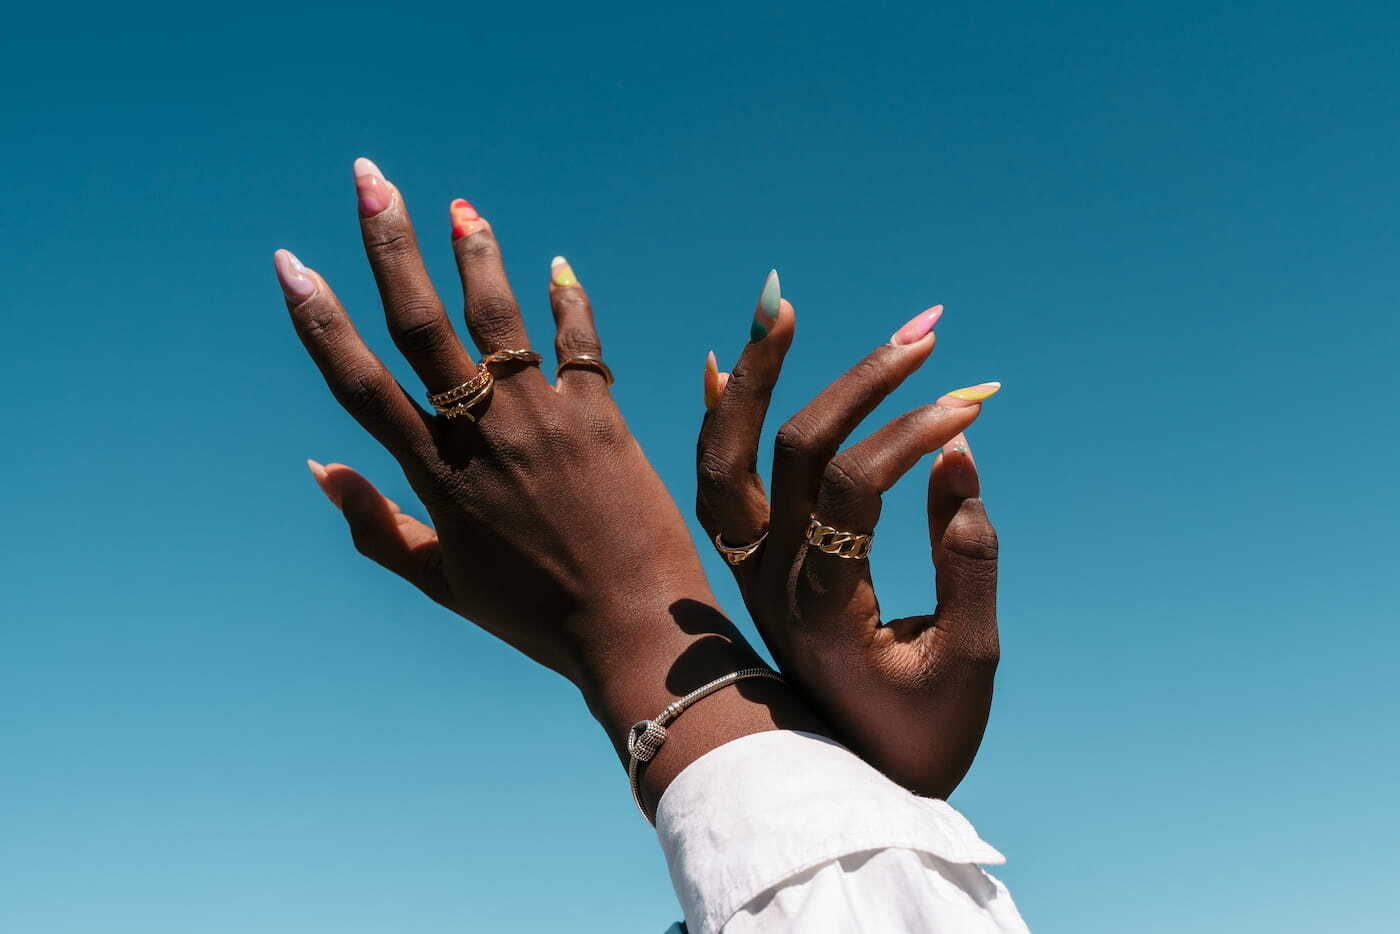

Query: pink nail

[274,249,317,301]
[891,305,944,346]
[354,157,391,218]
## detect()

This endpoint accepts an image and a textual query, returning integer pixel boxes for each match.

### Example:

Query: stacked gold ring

[428,349,543,422]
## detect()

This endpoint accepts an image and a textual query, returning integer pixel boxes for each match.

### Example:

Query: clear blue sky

[3,2,1397,931]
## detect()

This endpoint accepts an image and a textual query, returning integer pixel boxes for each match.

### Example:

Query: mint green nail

[750,269,781,342]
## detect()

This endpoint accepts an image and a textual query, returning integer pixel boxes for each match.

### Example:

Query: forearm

[572,588,830,816]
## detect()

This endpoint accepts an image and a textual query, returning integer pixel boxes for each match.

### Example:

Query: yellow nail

[944,381,1002,403]
[551,255,578,287]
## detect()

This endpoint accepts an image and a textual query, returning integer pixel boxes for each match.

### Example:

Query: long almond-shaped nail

[306,459,340,508]
[353,157,392,218]
[750,269,781,342]
[891,305,944,346]
[704,351,721,409]
[551,255,578,287]
[274,249,317,302]
[939,381,1002,407]
[450,198,486,240]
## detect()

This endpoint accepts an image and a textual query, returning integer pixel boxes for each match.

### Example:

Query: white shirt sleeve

[654,730,1029,934]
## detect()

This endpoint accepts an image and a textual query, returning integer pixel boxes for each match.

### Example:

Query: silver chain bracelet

[626,667,786,823]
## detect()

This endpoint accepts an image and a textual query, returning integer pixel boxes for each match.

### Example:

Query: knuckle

[336,367,391,417]
[458,233,501,262]
[844,348,902,396]
[389,307,455,355]
[551,289,591,318]
[774,415,827,464]
[468,293,521,343]
[696,450,743,496]
[294,302,340,341]
[946,501,999,560]
[821,456,873,504]
[554,324,601,358]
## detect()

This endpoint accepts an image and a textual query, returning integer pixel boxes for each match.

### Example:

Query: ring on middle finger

[805,515,873,560]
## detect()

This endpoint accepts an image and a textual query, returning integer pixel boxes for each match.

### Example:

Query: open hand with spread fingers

[278,160,827,817]
[697,272,1002,799]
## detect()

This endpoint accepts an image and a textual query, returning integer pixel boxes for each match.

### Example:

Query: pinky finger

[307,460,452,606]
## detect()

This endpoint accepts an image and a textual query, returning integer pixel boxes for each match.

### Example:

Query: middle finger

[354,158,477,397]
[768,305,944,555]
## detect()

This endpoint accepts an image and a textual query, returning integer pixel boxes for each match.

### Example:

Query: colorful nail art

[944,432,972,459]
[704,351,721,409]
[939,381,1002,407]
[450,198,486,240]
[551,255,578,287]
[274,249,317,301]
[891,305,944,346]
[750,269,781,342]
[353,157,391,218]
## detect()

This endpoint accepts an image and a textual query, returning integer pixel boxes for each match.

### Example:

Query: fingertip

[550,255,579,288]
[306,458,339,508]
[931,432,980,500]
[274,249,318,303]
[704,351,721,409]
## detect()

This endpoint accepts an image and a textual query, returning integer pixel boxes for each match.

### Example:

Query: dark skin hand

[697,281,1002,798]
[277,159,826,818]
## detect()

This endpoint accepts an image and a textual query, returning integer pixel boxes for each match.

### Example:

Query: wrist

[566,593,830,817]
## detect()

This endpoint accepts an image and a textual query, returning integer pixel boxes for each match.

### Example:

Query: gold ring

[714,530,767,565]
[427,349,540,417]
[556,354,615,385]
[428,364,492,409]
[438,379,495,420]
[483,348,543,367]
[805,515,872,559]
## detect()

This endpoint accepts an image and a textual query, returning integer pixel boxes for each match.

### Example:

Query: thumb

[927,436,999,661]
[307,460,451,606]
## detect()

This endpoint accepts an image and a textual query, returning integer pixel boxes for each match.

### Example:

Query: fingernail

[944,432,974,462]
[450,198,486,240]
[551,255,578,287]
[306,459,340,508]
[891,305,944,346]
[939,381,1002,407]
[704,351,721,409]
[939,434,979,498]
[274,249,317,302]
[749,269,781,342]
[353,157,392,218]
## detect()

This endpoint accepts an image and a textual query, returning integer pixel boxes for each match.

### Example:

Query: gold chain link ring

[805,515,873,559]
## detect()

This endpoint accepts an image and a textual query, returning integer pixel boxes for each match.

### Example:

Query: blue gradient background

[3,2,1397,931]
